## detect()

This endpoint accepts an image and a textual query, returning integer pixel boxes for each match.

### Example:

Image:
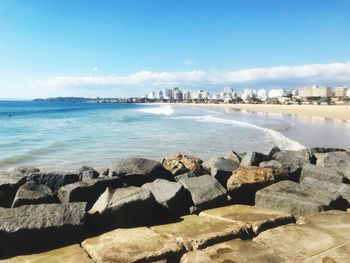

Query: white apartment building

[163,88,173,99]
[241,89,257,99]
[335,86,348,98]
[347,88,350,98]
[267,89,284,98]
[257,89,267,100]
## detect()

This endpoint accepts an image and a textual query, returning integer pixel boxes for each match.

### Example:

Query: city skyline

[1,0,350,98]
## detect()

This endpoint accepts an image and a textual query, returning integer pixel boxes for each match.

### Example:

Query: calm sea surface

[0,101,349,171]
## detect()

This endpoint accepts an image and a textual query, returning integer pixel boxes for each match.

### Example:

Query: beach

[181,103,350,121]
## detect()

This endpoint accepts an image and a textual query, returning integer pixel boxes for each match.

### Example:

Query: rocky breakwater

[0,149,350,262]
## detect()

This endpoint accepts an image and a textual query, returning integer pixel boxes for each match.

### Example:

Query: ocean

[0,101,349,171]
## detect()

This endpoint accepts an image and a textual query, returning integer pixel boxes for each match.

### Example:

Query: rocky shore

[1,147,350,262]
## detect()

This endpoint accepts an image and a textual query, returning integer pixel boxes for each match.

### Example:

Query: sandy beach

[178,103,350,121]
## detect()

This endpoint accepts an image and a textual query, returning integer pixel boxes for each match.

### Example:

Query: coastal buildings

[335,86,348,98]
[298,85,332,98]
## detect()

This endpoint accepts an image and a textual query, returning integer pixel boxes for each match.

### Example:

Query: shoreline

[171,103,350,121]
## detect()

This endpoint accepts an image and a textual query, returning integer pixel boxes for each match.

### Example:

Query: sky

[1,0,350,99]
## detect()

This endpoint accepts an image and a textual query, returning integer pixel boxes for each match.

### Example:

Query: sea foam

[138,105,174,115]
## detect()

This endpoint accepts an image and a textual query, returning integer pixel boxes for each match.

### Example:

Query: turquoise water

[0,101,349,171]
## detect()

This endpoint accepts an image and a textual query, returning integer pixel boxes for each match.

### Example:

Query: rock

[174,171,197,182]
[162,153,203,176]
[226,151,245,164]
[180,239,290,263]
[88,186,156,227]
[7,166,40,176]
[199,205,295,235]
[12,181,56,208]
[0,202,87,255]
[268,146,281,159]
[226,166,289,204]
[26,172,80,193]
[151,215,249,251]
[300,177,350,204]
[203,158,239,186]
[0,172,27,194]
[309,147,346,154]
[142,179,192,214]
[0,190,12,208]
[58,177,122,206]
[323,152,350,180]
[254,214,350,262]
[273,149,314,179]
[259,160,284,169]
[77,166,99,180]
[82,227,184,263]
[109,158,173,186]
[300,163,348,184]
[178,174,227,211]
[255,180,347,216]
[240,152,269,167]
[1,244,93,263]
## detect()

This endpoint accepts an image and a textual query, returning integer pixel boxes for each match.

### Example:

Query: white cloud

[33,62,350,94]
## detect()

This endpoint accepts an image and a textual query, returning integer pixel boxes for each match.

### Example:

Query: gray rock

[255,180,347,216]
[226,151,246,164]
[89,186,156,227]
[268,146,281,159]
[179,174,227,210]
[300,163,347,184]
[273,149,314,178]
[323,152,350,180]
[58,177,122,206]
[0,202,87,255]
[174,171,198,182]
[259,160,284,169]
[7,166,40,176]
[12,181,55,208]
[109,158,173,186]
[240,152,269,167]
[309,147,346,154]
[77,166,99,180]
[142,179,192,214]
[0,172,27,194]
[27,171,80,193]
[203,158,239,187]
[0,191,12,208]
[300,177,350,204]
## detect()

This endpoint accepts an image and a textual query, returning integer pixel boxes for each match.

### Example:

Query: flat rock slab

[1,244,92,263]
[180,239,291,263]
[297,211,350,240]
[150,215,249,251]
[199,205,295,234]
[304,242,350,263]
[254,224,350,262]
[0,202,87,256]
[81,227,184,263]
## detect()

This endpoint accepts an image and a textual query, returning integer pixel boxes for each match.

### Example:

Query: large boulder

[226,151,246,164]
[178,174,227,211]
[323,152,350,180]
[309,147,346,154]
[0,191,12,208]
[227,166,289,204]
[108,158,173,186]
[259,160,284,169]
[0,202,87,256]
[161,153,203,176]
[0,172,27,194]
[255,180,347,216]
[202,158,239,187]
[300,163,348,184]
[58,177,122,207]
[268,146,281,159]
[77,166,99,180]
[272,149,314,179]
[240,152,269,167]
[142,179,192,214]
[88,186,156,227]
[174,171,198,182]
[26,172,80,193]
[11,181,56,208]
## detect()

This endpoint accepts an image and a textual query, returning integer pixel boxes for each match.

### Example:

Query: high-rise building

[267,89,284,98]
[163,88,173,99]
[298,85,332,98]
[257,89,267,100]
[335,86,348,98]
[347,89,350,98]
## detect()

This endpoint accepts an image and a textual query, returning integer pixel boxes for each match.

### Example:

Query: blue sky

[1,0,350,98]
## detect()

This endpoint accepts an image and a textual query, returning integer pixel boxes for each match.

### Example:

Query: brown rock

[226,166,288,204]
[151,215,249,251]
[162,153,203,176]
[81,227,184,263]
